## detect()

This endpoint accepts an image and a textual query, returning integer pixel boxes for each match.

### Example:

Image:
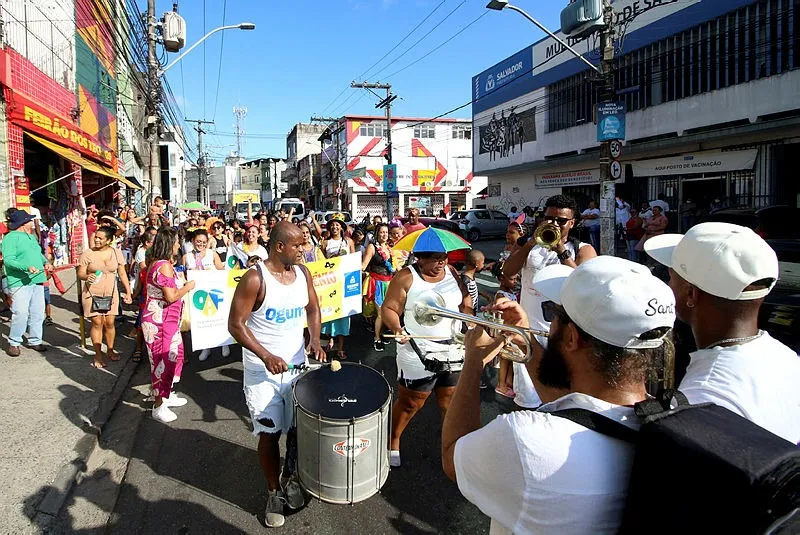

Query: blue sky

[155,0,562,163]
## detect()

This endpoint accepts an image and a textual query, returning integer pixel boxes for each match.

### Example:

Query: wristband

[557,249,571,262]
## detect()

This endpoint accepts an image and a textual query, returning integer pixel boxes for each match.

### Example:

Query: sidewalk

[0,269,138,532]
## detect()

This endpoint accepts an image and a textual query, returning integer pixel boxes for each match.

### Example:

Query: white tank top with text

[241,263,308,369]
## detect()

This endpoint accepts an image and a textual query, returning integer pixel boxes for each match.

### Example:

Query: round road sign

[610,160,623,180]
[336,186,343,194]
[609,140,622,159]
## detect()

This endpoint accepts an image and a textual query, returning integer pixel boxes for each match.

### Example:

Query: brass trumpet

[534,222,561,249]
[407,290,549,363]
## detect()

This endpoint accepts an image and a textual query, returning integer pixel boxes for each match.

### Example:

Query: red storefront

[0,48,134,263]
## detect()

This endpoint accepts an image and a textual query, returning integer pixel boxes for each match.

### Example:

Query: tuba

[534,223,561,249]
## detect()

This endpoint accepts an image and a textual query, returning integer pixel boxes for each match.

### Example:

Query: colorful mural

[75,0,117,161]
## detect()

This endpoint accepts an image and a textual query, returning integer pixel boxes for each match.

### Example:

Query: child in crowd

[492,261,520,398]
[460,249,495,389]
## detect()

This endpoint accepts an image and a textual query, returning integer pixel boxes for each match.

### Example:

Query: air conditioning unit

[163,11,186,53]
[560,0,604,39]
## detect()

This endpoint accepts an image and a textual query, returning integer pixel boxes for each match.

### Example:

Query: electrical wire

[211,0,227,122]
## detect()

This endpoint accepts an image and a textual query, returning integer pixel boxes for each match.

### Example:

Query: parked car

[313,211,354,226]
[450,209,510,242]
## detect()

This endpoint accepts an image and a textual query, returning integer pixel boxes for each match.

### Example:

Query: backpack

[550,390,800,534]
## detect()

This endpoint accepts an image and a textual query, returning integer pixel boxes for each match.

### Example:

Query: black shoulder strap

[547,408,638,443]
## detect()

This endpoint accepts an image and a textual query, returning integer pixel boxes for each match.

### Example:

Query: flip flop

[91,361,107,369]
[131,350,142,363]
[107,351,121,362]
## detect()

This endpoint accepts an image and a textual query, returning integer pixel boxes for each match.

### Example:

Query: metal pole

[598,0,616,256]
[384,87,394,220]
[147,0,161,199]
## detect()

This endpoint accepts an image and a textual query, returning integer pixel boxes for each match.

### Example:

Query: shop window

[452,125,471,139]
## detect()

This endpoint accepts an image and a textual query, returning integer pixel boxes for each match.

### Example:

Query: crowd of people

[3,192,796,531]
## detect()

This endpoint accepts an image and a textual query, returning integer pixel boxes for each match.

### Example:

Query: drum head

[294,363,390,420]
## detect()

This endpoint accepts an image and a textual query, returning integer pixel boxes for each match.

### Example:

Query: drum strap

[409,338,463,373]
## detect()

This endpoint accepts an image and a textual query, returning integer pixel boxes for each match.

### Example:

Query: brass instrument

[407,290,549,363]
[534,222,561,249]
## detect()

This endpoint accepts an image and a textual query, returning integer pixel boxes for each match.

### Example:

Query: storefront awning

[24,132,142,190]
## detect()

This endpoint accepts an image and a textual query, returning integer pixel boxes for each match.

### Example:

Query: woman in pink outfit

[142,227,196,423]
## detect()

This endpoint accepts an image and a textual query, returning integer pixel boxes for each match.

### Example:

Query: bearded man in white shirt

[645,222,800,444]
[442,256,676,534]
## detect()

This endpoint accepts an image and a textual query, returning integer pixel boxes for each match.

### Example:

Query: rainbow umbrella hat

[393,227,471,253]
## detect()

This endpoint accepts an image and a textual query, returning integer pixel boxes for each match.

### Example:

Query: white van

[274,198,306,222]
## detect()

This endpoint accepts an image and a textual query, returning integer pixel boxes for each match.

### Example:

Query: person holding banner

[181,228,228,362]
[320,215,355,361]
[228,222,325,528]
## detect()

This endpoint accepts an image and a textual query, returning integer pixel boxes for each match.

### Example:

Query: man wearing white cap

[443,256,676,534]
[645,222,800,444]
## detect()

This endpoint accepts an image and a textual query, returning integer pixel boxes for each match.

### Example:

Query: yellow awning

[24,131,84,167]
[80,158,142,190]
[24,131,142,190]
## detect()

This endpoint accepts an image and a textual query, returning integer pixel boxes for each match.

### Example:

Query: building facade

[185,158,238,209]
[336,115,484,220]
[239,157,287,208]
[284,123,328,202]
[472,0,800,228]
[0,0,144,263]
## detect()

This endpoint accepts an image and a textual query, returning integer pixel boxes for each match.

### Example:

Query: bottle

[93,270,102,284]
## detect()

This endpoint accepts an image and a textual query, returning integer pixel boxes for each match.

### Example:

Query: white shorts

[396,342,464,382]
[243,362,302,436]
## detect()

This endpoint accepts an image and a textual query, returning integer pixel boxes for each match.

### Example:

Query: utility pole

[146,0,161,201]
[311,116,342,211]
[598,0,617,256]
[186,119,214,204]
[232,106,247,190]
[351,82,397,219]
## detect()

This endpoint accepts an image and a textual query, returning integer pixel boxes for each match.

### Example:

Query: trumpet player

[442,256,676,534]
[381,249,472,469]
[502,195,597,408]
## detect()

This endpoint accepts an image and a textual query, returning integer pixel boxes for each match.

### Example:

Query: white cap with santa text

[533,256,676,349]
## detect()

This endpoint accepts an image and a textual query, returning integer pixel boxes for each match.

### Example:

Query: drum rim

[293,361,392,420]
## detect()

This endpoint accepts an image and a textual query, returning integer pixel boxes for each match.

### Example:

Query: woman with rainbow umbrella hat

[380,227,473,468]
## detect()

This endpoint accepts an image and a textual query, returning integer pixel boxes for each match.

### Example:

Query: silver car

[451,209,510,242]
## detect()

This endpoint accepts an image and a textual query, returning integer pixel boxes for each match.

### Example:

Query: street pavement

[0,269,138,532]
[54,263,513,534]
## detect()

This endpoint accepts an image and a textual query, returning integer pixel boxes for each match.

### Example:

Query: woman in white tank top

[319,216,354,360]
[180,228,225,361]
[380,249,472,468]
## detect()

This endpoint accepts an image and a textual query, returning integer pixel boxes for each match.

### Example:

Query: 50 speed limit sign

[609,140,622,159]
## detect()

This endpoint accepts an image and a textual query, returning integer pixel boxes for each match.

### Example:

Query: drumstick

[383,334,446,340]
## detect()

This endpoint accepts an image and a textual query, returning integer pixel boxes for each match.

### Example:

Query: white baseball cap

[533,256,676,349]
[644,222,778,300]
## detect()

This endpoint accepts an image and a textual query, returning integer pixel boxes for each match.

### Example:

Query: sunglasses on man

[542,215,572,226]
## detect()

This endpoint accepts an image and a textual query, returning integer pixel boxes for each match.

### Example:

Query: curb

[32,354,141,528]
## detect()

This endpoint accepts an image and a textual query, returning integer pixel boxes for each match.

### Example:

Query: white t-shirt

[454,392,639,535]
[581,208,601,228]
[512,362,541,409]
[679,331,800,444]
[615,202,631,226]
[507,211,521,222]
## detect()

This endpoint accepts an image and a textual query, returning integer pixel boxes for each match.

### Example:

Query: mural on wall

[75,0,117,159]
[478,106,536,161]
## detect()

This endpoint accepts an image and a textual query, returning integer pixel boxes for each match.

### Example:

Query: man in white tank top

[503,195,597,406]
[382,250,472,468]
[229,222,326,528]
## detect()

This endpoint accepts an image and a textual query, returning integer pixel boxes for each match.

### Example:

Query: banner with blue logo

[597,102,626,141]
[473,47,533,101]
[186,253,363,351]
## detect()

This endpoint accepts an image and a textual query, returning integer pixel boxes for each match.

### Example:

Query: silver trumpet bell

[410,290,548,363]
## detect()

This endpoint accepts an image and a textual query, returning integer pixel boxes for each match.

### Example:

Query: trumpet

[534,222,561,249]
[405,290,549,363]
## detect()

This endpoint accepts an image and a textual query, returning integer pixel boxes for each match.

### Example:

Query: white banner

[631,149,758,177]
[535,169,600,187]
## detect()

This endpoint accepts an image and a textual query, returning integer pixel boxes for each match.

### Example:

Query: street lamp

[486,0,600,74]
[161,22,256,75]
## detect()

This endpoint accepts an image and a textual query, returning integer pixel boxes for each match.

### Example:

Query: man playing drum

[229,222,326,528]
[381,249,472,468]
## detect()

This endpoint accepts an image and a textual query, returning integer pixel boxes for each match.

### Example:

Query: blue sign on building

[473,47,533,101]
[383,164,397,193]
[597,102,626,141]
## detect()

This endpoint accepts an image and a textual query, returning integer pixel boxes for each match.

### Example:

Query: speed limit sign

[609,140,622,159]
[610,160,623,180]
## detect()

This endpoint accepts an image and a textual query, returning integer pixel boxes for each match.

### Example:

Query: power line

[203,0,207,118]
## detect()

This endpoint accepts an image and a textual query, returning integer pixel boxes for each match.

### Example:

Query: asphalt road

[105,271,513,534]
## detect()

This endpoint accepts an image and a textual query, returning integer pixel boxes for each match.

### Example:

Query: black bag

[90,294,113,313]
[550,390,800,534]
